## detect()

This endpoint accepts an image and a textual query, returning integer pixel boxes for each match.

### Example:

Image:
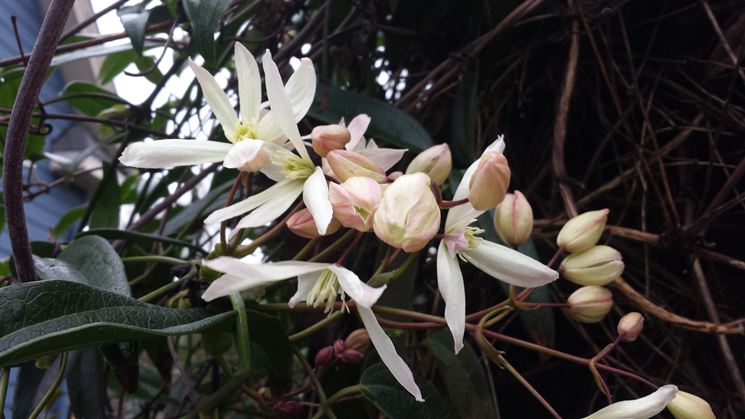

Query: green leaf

[424,330,495,418]
[117,3,152,54]
[245,309,292,382]
[52,206,86,239]
[0,280,234,366]
[59,235,130,295]
[67,349,108,419]
[183,0,233,66]
[450,69,478,166]
[311,84,433,152]
[60,81,123,116]
[89,163,121,229]
[360,363,459,419]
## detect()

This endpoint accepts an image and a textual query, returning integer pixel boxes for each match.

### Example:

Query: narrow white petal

[289,271,322,307]
[189,59,238,136]
[359,147,407,172]
[233,182,303,230]
[358,306,424,402]
[262,50,310,161]
[223,139,264,169]
[582,385,678,419]
[120,140,231,168]
[204,179,301,224]
[461,239,558,288]
[255,110,284,142]
[303,167,333,234]
[284,57,316,121]
[346,114,371,150]
[234,43,262,123]
[201,274,254,301]
[436,241,465,354]
[444,203,482,233]
[328,265,386,308]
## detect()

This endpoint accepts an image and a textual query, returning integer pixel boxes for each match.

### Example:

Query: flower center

[463,226,484,249]
[283,155,315,180]
[444,226,484,256]
[306,270,347,314]
[228,120,259,143]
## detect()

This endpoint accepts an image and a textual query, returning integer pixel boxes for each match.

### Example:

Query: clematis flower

[202,50,333,234]
[437,136,558,353]
[201,258,424,401]
[120,43,315,175]
[582,385,678,419]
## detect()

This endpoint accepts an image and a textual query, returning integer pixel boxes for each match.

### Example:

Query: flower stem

[326,384,364,405]
[289,311,344,342]
[494,354,562,419]
[0,368,9,415]
[230,293,252,377]
[138,268,195,303]
[29,353,68,419]
[122,255,190,265]
[309,230,357,262]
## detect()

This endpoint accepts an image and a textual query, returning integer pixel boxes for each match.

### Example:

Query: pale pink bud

[287,209,340,239]
[556,209,609,253]
[468,152,511,210]
[326,150,387,183]
[667,391,716,419]
[314,346,334,366]
[311,124,351,157]
[617,312,644,342]
[328,177,381,232]
[493,191,533,247]
[567,285,613,323]
[344,329,370,352]
[405,144,452,185]
[559,245,624,286]
[387,171,403,182]
[373,173,441,252]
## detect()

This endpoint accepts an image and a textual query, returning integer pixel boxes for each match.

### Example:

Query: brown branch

[2,0,76,283]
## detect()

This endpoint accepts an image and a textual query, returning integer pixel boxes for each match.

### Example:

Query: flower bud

[468,152,511,210]
[328,177,381,232]
[557,209,609,253]
[494,191,533,247]
[373,173,441,252]
[344,329,370,352]
[326,150,387,183]
[287,209,340,239]
[333,339,346,354]
[559,245,624,286]
[617,312,644,342]
[337,348,364,364]
[273,400,303,415]
[567,286,613,323]
[311,124,351,157]
[405,143,452,184]
[667,391,716,419]
[314,346,334,366]
[387,171,403,182]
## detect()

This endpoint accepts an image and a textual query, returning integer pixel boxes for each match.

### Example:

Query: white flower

[437,136,558,353]
[202,257,424,402]
[582,385,678,419]
[120,44,315,173]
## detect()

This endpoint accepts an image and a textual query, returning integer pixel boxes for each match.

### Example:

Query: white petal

[358,306,424,402]
[119,140,232,168]
[303,167,333,234]
[223,139,264,169]
[261,50,310,161]
[328,265,386,308]
[346,114,371,150]
[255,110,284,143]
[233,182,303,230]
[359,147,407,172]
[461,239,558,288]
[234,43,262,123]
[436,241,465,354]
[444,202,482,233]
[284,57,316,121]
[582,385,678,419]
[201,274,252,301]
[289,271,322,307]
[204,179,302,224]
[189,59,238,136]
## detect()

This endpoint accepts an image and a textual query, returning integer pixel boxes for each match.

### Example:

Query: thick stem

[3,0,76,282]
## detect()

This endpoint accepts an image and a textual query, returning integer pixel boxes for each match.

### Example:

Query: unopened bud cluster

[314,329,371,367]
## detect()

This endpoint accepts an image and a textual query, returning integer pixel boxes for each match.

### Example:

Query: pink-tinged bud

[287,209,341,239]
[494,191,533,247]
[567,285,613,323]
[273,400,303,415]
[373,173,441,252]
[326,150,387,183]
[556,209,609,253]
[333,339,346,354]
[387,171,403,182]
[617,312,644,342]
[344,329,370,352]
[468,152,511,210]
[328,177,381,232]
[311,124,351,157]
[314,346,335,367]
[667,391,716,419]
[406,144,452,185]
[337,348,364,364]
[559,245,624,286]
